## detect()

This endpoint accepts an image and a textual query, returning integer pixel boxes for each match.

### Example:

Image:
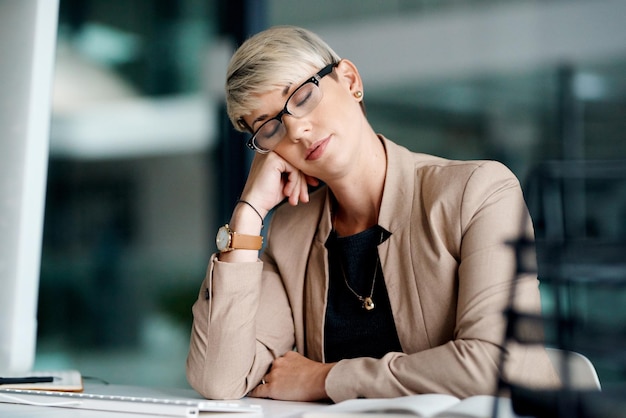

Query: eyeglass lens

[252,81,323,152]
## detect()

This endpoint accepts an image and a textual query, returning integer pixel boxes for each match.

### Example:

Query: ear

[335,59,363,98]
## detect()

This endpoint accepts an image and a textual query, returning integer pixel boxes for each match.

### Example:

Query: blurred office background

[35,0,626,389]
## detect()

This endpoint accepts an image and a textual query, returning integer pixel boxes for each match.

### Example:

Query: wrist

[315,362,335,401]
[236,199,265,226]
[229,203,264,236]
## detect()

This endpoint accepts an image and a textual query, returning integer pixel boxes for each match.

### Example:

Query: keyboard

[0,388,263,417]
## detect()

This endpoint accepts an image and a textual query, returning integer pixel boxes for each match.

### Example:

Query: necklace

[338,257,378,310]
[336,230,384,311]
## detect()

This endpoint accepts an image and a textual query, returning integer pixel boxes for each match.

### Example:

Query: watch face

[216,225,231,251]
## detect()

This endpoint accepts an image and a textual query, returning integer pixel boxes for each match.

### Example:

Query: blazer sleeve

[185,252,295,399]
[325,161,559,402]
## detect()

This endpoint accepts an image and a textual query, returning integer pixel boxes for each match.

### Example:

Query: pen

[0,376,54,385]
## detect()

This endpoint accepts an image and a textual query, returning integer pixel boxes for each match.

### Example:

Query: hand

[248,351,335,402]
[241,152,319,216]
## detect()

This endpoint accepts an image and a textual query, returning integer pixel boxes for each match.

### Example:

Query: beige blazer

[187,137,559,402]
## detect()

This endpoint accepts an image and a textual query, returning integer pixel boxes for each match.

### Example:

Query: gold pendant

[363,297,375,311]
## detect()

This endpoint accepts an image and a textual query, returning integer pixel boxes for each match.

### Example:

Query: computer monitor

[0,0,59,374]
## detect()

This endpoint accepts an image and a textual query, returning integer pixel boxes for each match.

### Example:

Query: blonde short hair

[225,26,341,132]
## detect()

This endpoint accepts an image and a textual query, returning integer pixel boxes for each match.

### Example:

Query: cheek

[273,145,302,168]
[325,89,362,125]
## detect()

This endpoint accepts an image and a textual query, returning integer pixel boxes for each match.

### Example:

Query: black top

[324,225,402,363]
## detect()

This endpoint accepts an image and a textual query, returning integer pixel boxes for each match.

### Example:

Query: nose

[282,113,311,144]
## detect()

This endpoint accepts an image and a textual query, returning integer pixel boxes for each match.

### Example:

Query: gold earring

[354,91,363,99]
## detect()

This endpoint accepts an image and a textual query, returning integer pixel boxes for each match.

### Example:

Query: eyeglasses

[244,62,338,153]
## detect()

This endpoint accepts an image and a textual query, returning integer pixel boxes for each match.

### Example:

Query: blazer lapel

[303,192,334,362]
[378,137,432,353]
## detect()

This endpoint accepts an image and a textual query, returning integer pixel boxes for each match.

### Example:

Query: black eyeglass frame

[241,62,338,153]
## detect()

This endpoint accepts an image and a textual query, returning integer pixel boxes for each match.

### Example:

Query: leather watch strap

[230,231,263,250]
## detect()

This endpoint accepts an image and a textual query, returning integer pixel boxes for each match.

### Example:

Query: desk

[0,382,328,418]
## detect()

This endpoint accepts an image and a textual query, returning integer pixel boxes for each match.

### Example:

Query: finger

[305,175,320,187]
[248,381,270,399]
[299,173,310,203]
[248,386,262,398]
[284,170,302,206]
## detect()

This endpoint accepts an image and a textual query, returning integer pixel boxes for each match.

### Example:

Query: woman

[186,25,559,403]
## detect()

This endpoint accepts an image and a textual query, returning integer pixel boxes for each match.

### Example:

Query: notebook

[0,369,83,392]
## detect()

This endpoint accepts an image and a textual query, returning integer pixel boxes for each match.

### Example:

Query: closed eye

[290,85,314,108]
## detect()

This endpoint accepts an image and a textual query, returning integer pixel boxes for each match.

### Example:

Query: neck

[330,135,387,236]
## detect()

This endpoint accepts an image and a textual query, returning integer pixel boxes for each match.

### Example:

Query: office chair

[545,347,601,390]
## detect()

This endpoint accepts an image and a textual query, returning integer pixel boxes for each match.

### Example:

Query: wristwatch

[216,224,263,252]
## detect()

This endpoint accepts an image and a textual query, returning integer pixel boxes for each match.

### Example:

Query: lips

[306,137,330,161]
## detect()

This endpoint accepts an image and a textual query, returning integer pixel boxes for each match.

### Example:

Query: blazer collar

[378,135,415,236]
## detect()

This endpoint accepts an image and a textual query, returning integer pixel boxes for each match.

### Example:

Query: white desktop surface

[0,382,330,418]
